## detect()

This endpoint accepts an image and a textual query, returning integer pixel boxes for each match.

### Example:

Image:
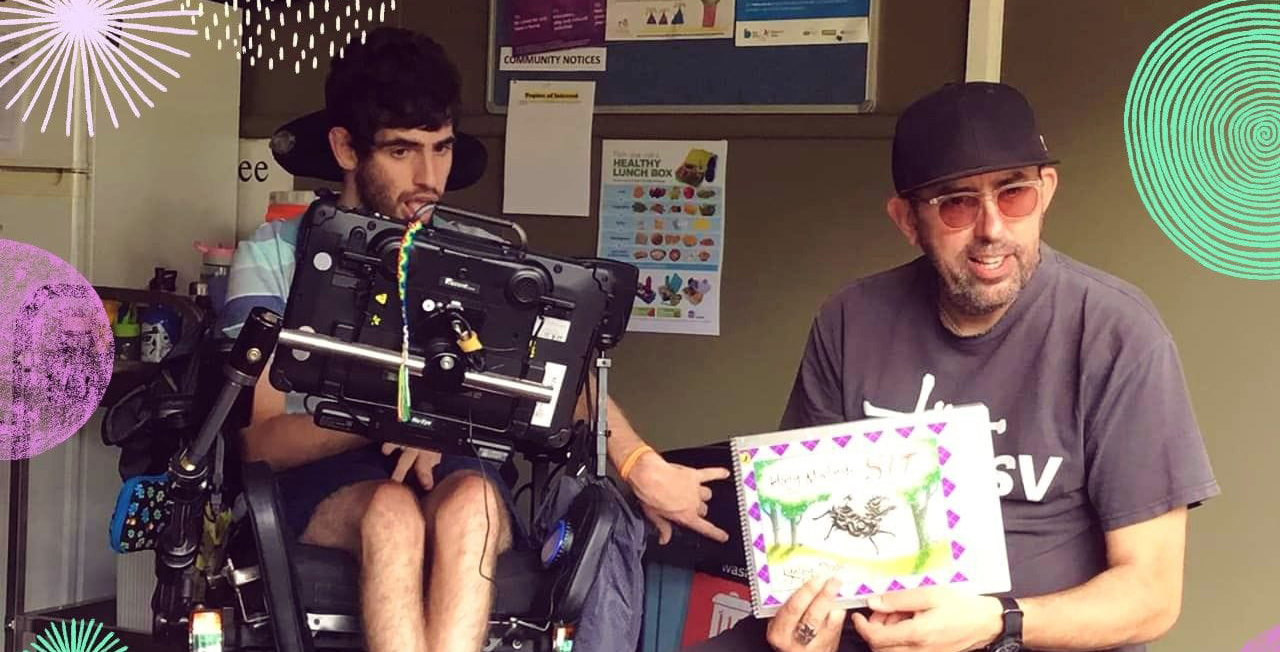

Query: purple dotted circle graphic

[0,239,113,461]
[1241,625,1280,652]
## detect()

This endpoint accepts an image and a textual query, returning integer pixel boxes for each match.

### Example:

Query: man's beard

[920,232,1040,317]
[354,159,401,219]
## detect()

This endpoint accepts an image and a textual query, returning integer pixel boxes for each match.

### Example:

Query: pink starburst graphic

[0,0,199,137]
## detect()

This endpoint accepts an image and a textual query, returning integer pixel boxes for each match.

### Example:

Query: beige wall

[239,1,1278,650]
[91,5,242,291]
[1003,3,1279,651]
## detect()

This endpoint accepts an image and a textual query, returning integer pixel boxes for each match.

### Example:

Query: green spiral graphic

[1124,0,1280,280]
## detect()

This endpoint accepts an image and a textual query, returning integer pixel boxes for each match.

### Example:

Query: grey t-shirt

[780,243,1220,652]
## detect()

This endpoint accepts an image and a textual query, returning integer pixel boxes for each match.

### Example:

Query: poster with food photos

[597,139,726,336]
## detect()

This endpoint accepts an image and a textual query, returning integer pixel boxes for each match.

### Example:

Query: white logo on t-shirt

[862,372,1063,502]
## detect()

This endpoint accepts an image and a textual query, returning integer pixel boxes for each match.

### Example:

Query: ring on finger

[794,621,817,645]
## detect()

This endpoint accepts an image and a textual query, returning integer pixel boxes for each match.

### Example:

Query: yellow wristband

[619,445,654,481]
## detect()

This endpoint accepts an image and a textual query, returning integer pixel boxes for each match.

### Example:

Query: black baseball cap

[268,109,487,191]
[891,82,1058,196]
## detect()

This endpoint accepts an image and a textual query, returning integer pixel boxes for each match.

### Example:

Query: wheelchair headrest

[268,109,488,191]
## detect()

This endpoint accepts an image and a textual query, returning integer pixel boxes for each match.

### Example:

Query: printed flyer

[735,0,869,47]
[605,0,734,41]
[597,140,727,336]
[509,0,605,56]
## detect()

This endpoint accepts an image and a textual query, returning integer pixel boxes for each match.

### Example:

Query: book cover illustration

[731,403,1009,617]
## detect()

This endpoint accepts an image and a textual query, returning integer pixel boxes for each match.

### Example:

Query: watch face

[992,640,1022,652]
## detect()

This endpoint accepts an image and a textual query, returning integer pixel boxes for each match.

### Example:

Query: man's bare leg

[300,479,430,652]
[360,481,430,652]
[292,470,513,651]
[297,479,382,553]
[420,470,513,651]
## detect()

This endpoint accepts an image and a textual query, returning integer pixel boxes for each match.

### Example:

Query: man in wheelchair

[181,27,731,652]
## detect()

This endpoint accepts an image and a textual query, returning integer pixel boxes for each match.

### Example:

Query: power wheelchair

[105,197,643,652]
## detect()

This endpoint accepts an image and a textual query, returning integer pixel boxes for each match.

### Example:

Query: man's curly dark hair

[324,27,462,158]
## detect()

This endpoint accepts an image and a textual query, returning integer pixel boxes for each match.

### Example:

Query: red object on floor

[680,572,753,646]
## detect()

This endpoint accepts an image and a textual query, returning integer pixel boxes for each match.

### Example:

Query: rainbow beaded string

[395,220,426,422]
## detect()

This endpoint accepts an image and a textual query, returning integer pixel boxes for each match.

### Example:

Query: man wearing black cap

[223,26,731,652]
[686,82,1218,652]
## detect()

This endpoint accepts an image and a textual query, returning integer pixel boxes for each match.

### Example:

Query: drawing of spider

[815,495,897,554]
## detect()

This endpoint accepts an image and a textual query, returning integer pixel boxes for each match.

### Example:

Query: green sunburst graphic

[1124,0,1280,280]
[23,619,127,652]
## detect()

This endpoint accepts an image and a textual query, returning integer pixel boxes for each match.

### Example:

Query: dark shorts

[275,444,532,550]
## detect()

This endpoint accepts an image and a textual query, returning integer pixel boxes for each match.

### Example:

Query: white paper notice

[503,80,596,217]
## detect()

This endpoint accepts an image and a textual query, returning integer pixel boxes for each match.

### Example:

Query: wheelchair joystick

[417,330,466,392]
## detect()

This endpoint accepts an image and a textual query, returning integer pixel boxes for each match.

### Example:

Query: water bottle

[113,303,141,362]
[194,242,234,314]
[140,268,181,363]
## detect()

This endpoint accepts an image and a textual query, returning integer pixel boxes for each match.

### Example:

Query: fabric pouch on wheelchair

[110,473,174,553]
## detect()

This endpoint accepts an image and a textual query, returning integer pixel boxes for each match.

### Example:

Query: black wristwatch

[985,596,1023,652]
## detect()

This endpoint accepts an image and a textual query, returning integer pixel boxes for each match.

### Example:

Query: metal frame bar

[4,459,29,652]
[277,329,556,404]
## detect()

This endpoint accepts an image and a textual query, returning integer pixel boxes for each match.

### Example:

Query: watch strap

[987,596,1023,651]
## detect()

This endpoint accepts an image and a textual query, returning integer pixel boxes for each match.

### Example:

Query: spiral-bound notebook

[729,404,1010,618]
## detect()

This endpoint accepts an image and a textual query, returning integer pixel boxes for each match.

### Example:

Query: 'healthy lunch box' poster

[596,139,727,336]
